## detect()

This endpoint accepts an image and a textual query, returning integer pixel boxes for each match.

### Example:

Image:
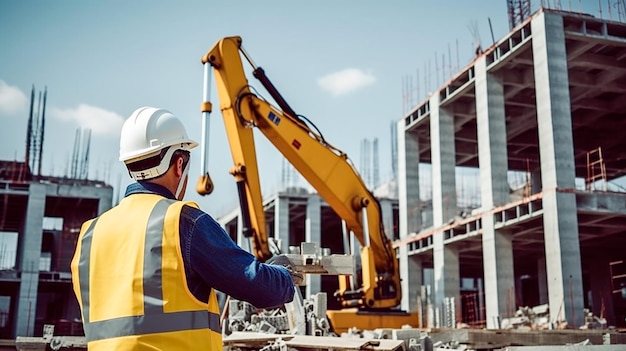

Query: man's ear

[175,156,184,177]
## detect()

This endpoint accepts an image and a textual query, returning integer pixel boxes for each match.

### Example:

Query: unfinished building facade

[0,161,112,339]
[396,8,626,329]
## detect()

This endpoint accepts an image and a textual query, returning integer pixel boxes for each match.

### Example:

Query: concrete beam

[568,52,626,73]
[568,70,626,93]
[565,40,596,61]
[502,67,534,87]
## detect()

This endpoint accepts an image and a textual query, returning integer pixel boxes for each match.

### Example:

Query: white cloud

[50,104,124,136]
[0,80,28,114]
[317,68,376,96]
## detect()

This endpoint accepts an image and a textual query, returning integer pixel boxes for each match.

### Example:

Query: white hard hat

[119,106,198,180]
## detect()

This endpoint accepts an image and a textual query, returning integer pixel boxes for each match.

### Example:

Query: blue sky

[0,1,605,216]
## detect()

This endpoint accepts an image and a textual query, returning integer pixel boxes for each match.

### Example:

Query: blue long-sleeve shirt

[124,182,295,308]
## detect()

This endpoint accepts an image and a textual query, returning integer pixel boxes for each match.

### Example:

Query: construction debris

[13,295,626,351]
[224,291,332,337]
[500,305,609,331]
[501,304,551,330]
[223,332,406,351]
[580,309,608,330]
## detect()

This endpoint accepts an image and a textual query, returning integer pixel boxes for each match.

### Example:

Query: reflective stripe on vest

[77,198,221,342]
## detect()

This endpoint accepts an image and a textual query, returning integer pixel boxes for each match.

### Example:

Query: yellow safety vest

[71,193,222,350]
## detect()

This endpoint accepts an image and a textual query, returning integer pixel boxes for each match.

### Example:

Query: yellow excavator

[196,36,418,333]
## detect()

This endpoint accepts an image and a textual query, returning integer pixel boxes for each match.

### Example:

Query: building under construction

[220,6,626,331]
[0,86,113,340]
[0,163,112,339]
[396,6,626,330]
[2,3,626,349]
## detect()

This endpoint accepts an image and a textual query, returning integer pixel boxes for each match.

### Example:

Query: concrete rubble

[15,324,626,351]
[500,304,608,331]
[12,301,626,351]
[224,291,332,337]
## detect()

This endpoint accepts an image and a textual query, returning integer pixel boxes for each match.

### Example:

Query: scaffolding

[586,147,607,191]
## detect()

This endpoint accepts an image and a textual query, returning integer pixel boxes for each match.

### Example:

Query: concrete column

[430,93,457,231]
[15,183,46,337]
[399,247,423,314]
[430,93,459,326]
[481,219,514,328]
[305,194,321,297]
[475,55,516,329]
[97,188,113,215]
[349,227,362,291]
[398,119,422,235]
[537,257,548,305]
[477,278,485,323]
[236,210,247,251]
[433,243,459,327]
[398,134,423,314]
[475,56,509,208]
[397,119,424,313]
[379,198,394,240]
[532,11,584,327]
[274,195,290,253]
[531,170,542,195]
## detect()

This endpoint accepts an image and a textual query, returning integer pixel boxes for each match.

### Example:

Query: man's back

[71,194,222,350]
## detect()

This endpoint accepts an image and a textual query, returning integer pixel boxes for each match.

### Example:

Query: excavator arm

[200,36,401,310]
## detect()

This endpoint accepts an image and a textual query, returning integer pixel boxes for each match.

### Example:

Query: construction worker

[70,106,301,350]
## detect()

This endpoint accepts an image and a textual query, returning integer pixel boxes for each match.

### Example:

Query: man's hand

[266,254,304,285]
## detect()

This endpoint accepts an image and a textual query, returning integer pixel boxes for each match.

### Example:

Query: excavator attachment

[196,172,214,195]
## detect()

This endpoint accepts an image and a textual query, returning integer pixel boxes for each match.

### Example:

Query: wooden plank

[14,337,46,351]
[284,335,404,350]
[224,332,405,351]
[223,332,294,343]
